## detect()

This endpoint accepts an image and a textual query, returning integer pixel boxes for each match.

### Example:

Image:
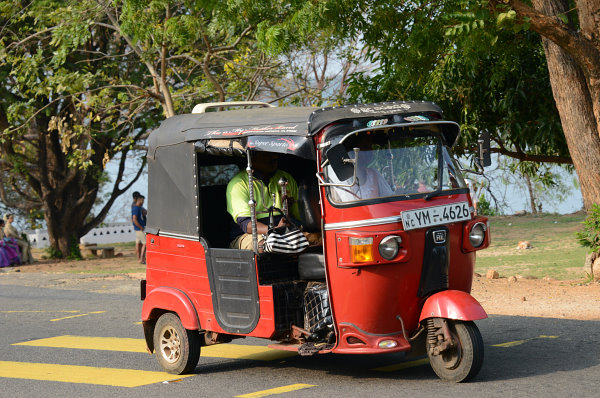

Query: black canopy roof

[146,100,460,238]
[147,101,458,159]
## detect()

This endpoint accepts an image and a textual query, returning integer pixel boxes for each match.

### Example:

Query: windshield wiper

[424,187,444,201]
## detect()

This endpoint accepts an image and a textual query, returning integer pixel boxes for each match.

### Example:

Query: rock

[486,269,499,279]
[521,297,526,302]
[508,276,517,283]
[592,257,600,279]
[474,272,482,278]
[584,252,599,274]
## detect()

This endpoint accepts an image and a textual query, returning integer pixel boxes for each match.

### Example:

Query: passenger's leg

[229,234,264,252]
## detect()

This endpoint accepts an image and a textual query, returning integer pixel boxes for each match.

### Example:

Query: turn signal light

[349,237,373,263]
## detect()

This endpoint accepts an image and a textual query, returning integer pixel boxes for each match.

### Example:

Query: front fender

[141,286,200,330]
[419,290,487,323]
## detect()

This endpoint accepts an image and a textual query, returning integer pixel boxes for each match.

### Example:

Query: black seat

[297,178,321,232]
[298,251,325,280]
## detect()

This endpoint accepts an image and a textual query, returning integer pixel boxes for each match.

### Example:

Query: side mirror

[478,130,491,168]
[325,144,355,181]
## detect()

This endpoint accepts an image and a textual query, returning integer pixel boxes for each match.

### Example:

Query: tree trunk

[523,173,538,214]
[528,0,600,210]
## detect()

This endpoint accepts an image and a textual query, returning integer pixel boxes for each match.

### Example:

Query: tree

[0,0,299,256]
[312,1,569,166]
[487,0,600,210]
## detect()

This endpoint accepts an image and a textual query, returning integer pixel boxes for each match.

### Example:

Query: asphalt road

[0,275,599,397]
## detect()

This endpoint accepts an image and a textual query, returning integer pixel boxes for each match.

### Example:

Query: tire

[427,320,484,382]
[153,312,201,374]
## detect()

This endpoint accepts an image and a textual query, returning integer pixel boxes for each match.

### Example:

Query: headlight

[379,235,401,260]
[469,222,486,247]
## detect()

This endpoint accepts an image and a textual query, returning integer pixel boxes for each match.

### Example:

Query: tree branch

[500,0,600,78]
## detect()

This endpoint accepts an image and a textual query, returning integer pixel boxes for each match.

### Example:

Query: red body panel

[141,286,200,330]
[144,234,277,338]
[322,194,477,337]
[418,290,488,322]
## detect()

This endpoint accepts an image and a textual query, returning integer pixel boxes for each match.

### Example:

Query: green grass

[475,213,589,280]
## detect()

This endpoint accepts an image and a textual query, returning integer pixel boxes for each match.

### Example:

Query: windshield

[324,127,466,204]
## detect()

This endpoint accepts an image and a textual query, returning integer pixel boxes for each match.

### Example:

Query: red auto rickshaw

[141,100,491,382]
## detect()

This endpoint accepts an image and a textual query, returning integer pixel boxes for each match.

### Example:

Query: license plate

[401,202,471,231]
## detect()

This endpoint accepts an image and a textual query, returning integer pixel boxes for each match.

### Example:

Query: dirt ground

[2,248,599,321]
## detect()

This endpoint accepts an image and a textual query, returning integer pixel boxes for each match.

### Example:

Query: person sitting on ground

[3,213,33,264]
[227,151,319,251]
[131,195,147,264]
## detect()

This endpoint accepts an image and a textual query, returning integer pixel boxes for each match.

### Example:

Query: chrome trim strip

[324,215,402,231]
[159,231,200,241]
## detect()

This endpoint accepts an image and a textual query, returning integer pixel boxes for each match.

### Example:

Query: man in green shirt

[227,151,301,251]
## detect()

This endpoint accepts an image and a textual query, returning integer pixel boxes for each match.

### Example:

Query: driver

[226,151,301,251]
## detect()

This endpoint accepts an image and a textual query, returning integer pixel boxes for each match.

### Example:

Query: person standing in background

[131,194,147,264]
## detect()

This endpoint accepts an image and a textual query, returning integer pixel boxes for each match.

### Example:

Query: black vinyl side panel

[417,226,450,298]
[205,248,260,334]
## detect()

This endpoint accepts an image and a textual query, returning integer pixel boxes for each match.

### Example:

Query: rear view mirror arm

[316,148,360,188]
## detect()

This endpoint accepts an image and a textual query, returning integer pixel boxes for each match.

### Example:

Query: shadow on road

[193,315,600,383]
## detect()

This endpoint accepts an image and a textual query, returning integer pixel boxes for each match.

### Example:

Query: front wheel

[426,320,483,382]
[153,312,201,374]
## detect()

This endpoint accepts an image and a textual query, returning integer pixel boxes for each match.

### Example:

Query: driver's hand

[276,217,287,228]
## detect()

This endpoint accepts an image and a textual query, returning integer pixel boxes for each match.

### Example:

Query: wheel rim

[159,326,181,364]
[432,330,462,370]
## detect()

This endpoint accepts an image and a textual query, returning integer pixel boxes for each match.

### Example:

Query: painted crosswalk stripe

[492,335,558,348]
[14,336,296,361]
[235,383,317,398]
[371,357,430,372]
[0,361,192,387]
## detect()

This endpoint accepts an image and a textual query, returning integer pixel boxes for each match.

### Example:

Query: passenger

[226,151,305,251]
[328,141,393,202]
[131,194,147,264]
[3,213,33,264]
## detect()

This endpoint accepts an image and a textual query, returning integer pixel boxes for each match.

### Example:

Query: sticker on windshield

[402,202,471,231]
[367,118,388,127]
[404,115,430,122]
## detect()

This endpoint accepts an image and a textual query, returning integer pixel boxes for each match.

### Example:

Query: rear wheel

[426,320,483,382]
[153,313,200,374]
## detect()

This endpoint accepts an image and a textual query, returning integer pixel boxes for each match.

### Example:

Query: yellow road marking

[50,311,105,322]
[492,335,559,348]
[0,361,192,387]
[235,383,316,398]
[372,357,430,372]
[14,336,296,360]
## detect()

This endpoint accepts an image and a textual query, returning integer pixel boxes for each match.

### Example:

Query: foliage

[576,204,600,253]
[0,0,309,256]
[477,194,498,216]
[301,0,570,165]
[45,245,63,260]
[67,235,83,260]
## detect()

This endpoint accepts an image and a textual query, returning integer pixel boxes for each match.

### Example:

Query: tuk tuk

[141,100,491,382]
